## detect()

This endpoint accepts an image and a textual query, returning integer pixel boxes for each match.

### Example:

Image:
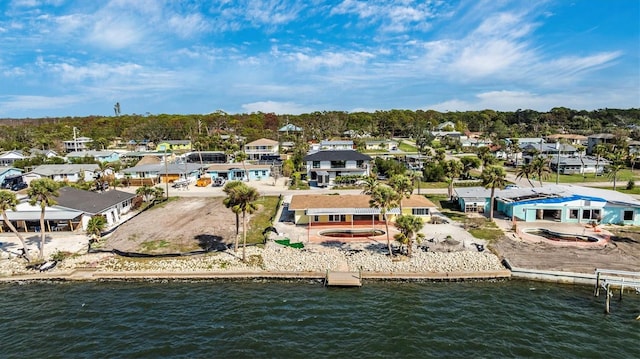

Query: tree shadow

[610,235,639,244]
[194,234,227,251]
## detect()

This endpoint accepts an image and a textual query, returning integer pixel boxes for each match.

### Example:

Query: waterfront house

[303,150,372,187]
[288,194,436,225]
[454,185,640,226]
[55,186,137,230]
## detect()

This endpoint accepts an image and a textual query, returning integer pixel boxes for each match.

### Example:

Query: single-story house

[205,163,272,181]
[549,156,608,175]
[121,163,204,184]
[0,167,23,186]
[156,140,192,152]
[66,150,121,163]
[185,151,227,164]
[454,185,640,226]
[25,164,100,183]
[29,148,60,159]
[55,187,137,230]
[288,194,436,225]
[364,140,398,151]
[0,150,25,167]
[303,150,372,187]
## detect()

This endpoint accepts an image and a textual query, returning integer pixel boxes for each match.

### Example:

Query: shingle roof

[303,150,371,161]
[31,164,99,175]
[56,187,137,215]
[289,194,435,212]
[246,138,278,146]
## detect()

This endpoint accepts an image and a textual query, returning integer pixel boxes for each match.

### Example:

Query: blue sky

[0,0,638,118]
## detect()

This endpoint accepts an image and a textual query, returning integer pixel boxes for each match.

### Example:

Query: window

[329,214,346,222]
[569,209,578,219]
[412,208,430,216]
[356,160,364,168]
[312,215,319,222]
[312,161,320,168]
[330,160,346,168]
[624,210,634,221]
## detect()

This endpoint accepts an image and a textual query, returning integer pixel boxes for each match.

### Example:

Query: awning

[307,208,401,215]
[6,210,83,221]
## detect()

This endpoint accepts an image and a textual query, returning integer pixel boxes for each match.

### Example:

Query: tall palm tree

[369,185,401,257]
[442,159,464,200]
[232,183,260,262]
[223,180,244,242]
[593,144,607,178]
[27,178,60,260]
[531,155,551,187]
[607,151,626,190]
[389,174,413,213]
[481,166,507,221]
[0,190,31,261]
[515,163,535,187]
[360,176,379,195]
[393,214,424,257]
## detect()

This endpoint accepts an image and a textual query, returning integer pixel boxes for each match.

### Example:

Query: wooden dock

[593,268,640,315]
[325,270,362,287]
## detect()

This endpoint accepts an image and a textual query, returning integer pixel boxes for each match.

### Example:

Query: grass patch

[398,142,417,152]
[246,196,280,245]
[465,219,504,242]
[139,240,170,252]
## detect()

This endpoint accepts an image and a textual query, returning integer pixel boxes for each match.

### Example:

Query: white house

[303,150,372,187]
[244,138,279,161]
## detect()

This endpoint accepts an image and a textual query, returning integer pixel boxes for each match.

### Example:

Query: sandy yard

[102,197,237,253]
[491,228,640,273]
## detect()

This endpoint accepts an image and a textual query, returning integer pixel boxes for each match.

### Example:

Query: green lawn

[398,141,417,152]
[246,196,281,244]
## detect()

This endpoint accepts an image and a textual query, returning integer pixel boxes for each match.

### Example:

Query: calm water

[0,280,638,358]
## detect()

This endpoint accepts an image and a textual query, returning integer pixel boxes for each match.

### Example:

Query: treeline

[1,108,639,153]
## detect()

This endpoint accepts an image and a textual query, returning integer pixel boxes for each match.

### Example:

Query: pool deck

[494,218,612,248]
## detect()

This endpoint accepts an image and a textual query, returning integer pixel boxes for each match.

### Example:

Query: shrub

[626,179,635,190]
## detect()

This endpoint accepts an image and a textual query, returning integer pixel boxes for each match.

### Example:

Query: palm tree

[234,151,249,181]
[531,156,551,187]
[515,163,535,187]
[136,185,156,203]
[510,138,521,167]
[481,166,507,221]
[593,144,607,178]
[442,159,464,200]
[393,214,424,257]
[607,151,626,190]
[232,183,260,262]
[388,174,413,213]
[223,180,244,242]
[86,216,106,252]
[369,185,401,257]
[360,176,379,195]
[27,178,60,260]
[0,190,31,261]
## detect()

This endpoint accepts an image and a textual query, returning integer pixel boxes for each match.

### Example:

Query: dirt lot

[492,227,640,273]
[102,197,237,253]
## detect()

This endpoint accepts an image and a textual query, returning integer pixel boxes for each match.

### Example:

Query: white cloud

[0,94,82,112]
[168,13,210,38]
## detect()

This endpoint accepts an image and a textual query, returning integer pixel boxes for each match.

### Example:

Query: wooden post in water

[604,283,611,314]
[619,279,624,301]
[594,271,601,297]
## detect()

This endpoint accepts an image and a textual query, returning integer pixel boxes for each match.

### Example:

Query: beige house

[288,194,436,225]
[244,138,279,161]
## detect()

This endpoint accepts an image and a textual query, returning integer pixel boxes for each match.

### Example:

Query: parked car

[1,175,27,191]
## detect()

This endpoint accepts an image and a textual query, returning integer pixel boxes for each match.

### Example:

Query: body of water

[0,280,638,358]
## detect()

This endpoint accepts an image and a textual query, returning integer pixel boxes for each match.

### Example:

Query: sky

[0,0,638,118]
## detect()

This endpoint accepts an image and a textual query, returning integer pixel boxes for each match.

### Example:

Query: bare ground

[102,197,237,253]
[492,227,640,273]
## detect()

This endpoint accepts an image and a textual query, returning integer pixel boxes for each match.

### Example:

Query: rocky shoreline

[0,241,505,278]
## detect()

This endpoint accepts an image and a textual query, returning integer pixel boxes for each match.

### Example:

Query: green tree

[515,163,535,187]
[360,176,379,195]
[27,178,60,260]
[136,185,157,203]
[86,216,107,251]
[593,144,607,178]
[223,180,244,241]
[393,214,424,257]
[0,190,31,261]
[460,156,481,180]
[531,156,551,187]
[388,174,413,212]
[481,166,507,221]
[606,151,626,190]
[233,183,260,262]
[442,159,464,200]
[369,185,401,257]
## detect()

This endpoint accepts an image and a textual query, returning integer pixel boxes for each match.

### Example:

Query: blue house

[454,185,640,226]
[0,167,23,186]
[205,163,272,181]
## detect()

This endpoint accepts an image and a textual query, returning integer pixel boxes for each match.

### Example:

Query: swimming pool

[319,229,385,238]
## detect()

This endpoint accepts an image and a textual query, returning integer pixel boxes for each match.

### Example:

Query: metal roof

[307,208,401,215]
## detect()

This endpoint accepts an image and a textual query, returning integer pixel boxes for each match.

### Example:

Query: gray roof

[307,208,401,215]
[31,164,99,176]
[55,187,137,215]
[66,150,118,158]
[304,150,371,161]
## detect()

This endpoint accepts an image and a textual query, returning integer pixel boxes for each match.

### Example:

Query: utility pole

[73,127,78,152]
[164,147,169,199]
[556,141,561,185]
